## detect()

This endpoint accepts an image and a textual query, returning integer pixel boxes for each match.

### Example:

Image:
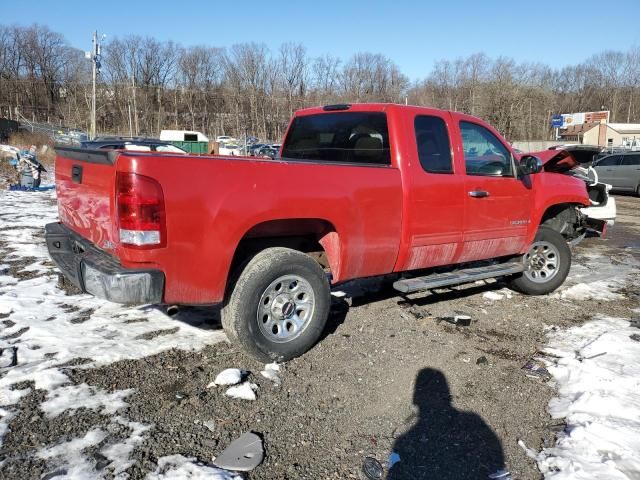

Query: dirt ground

[1,194,639,480]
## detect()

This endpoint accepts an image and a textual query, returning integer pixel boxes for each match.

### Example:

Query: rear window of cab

[281,112,391,165]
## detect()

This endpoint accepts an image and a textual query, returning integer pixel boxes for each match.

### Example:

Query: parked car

[216,135,236,143]
[219,143,241,155]
[259,147,279,159]
[80,137,188,154]
[247,143,267,156]
[47,103,614,362]
[593,152,640,196]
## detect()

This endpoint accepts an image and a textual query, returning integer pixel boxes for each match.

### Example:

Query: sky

[3,0,640,80]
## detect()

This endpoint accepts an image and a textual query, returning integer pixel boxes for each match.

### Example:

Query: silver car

[594,152,640,196]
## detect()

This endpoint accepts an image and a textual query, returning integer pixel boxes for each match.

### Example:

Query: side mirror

[518,155,543,176]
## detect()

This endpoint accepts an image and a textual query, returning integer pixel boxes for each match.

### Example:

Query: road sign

[551,115,563,128]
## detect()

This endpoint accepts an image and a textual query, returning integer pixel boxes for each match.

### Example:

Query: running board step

[393,262,525,294]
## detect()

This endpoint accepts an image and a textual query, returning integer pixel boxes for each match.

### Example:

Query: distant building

[559,121,640,149]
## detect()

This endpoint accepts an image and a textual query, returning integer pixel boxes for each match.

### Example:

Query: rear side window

[414,115,452,173]
[596,155,621,166]
[621,155,640,166]
[460,121,513,176]
[281,112,391,165]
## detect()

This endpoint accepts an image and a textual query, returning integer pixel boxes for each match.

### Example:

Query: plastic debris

[213,432,264,472]
[260,363,281,386]
[362,457,384,479]
[488,469,513,479]
[388,451,401,468]
[521,358,551,380]
[203,420,216,433]
[208,368,245,388]
[437,313,472,327]
[225,382,258,401]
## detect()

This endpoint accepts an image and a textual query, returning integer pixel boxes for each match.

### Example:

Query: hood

[527,145,603,173]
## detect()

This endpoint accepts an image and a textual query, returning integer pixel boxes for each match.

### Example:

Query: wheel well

[229,219,340,279]
[540,203,581,238]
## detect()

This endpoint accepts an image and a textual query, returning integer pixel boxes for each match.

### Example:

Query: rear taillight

[116,172,166,248]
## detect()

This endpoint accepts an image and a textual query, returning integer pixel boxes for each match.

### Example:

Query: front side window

[414,115,452,173]
[281,112,390,165]
[621,155,640,166]
[460,121,513,176]
[596,155,621,167]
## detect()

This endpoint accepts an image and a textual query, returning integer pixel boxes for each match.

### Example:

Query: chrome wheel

[523,241,560,283]
[257,275,315,343]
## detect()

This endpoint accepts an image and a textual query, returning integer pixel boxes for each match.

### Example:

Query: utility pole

[87,31,103,140]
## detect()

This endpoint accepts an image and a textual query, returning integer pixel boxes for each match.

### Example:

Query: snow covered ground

[0,190,235,478]
[1,186,639,479]
[537,316,640,479]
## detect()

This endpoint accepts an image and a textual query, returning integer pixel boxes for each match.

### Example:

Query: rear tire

[508,227,571,295]
[221,247,331,362]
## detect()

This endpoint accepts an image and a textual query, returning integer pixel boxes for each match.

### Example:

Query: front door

[452,116,533,262]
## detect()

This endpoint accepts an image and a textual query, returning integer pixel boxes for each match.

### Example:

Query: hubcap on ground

[523,240,560,283]
[257,275,315,343]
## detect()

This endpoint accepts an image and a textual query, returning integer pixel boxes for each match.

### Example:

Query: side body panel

[114,154,403,304]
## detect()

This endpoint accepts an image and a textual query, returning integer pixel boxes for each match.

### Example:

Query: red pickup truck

[46,104,614,361]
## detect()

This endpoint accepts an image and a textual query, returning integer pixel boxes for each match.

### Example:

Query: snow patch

[146,454,241,479]
[37,428,107,480]
[41,384,134,418]
[555,252,638,301]
[225,382,258,401]
[537,316,640,479]
[209,368,244,387]
[101,417,152,475]
[260,362,281,386]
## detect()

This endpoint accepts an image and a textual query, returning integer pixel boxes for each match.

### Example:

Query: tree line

[1,23,639,142]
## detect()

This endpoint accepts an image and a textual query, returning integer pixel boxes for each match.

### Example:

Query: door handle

[469,190,489,198]
[72,165,83,184]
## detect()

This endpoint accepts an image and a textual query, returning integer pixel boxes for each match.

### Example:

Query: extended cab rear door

[450,113,533,261]
[393,108,466,271]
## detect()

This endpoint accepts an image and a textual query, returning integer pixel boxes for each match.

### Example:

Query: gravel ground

[0,194,638,480]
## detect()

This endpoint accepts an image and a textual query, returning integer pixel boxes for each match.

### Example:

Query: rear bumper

[45,222,164,305]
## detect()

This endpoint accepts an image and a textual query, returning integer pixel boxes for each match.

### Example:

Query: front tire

[221,247,331,362]
[508,227,571,295]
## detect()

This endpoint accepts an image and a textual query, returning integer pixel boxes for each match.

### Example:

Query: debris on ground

[209,368,245,387]
[388,451,400,468]
[489,469,513,479]
[521,358,551,380]
[630,318,640,329]
[224,382,258,401]
[483,290,513,301]
[362,456,384,479]
[437,313,472,327]
[630,333,640,342]
[213,432,264,472]
[476,355,489,366]
[260,363,281,386]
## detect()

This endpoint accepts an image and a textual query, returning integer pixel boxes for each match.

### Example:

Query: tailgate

[55,147,119,253]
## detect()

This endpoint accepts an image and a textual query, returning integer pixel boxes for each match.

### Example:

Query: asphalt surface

[1,194,639,480]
